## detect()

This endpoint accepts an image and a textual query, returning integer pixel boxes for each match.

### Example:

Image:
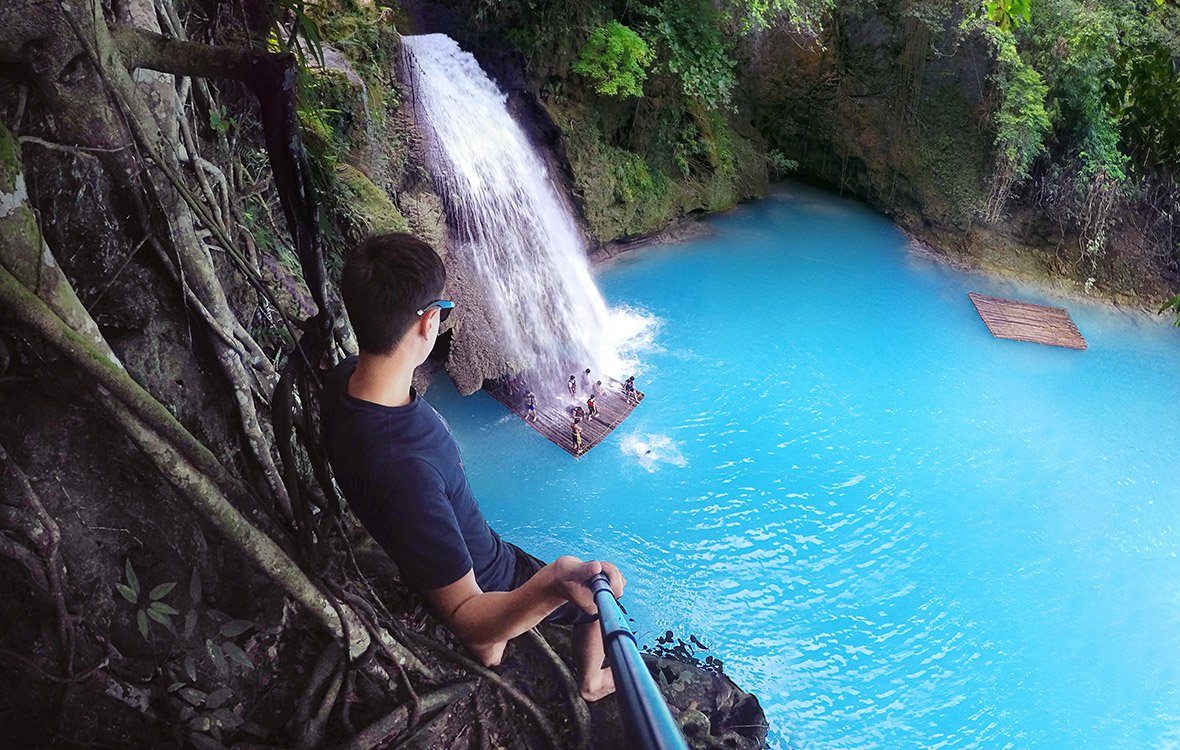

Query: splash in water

[620,433,688,473]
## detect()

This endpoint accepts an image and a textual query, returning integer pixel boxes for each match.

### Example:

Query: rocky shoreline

[588,183,1176,323]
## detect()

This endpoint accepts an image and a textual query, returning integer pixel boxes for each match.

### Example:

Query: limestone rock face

[741,7,995,237]
[588,655,770,750]
[442,254,516,395]
[738,6,1175,300]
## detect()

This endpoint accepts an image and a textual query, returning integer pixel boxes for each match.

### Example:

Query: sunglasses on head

[416,299,455,323]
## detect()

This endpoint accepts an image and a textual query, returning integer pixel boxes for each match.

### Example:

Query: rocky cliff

[739,2,1177,303]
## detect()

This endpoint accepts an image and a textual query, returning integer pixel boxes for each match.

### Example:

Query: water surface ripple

[429,184,1180,749]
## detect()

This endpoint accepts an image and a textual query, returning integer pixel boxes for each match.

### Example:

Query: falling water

[401,34,638,394]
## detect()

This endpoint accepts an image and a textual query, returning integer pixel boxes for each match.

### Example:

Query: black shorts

[505,543,596,627]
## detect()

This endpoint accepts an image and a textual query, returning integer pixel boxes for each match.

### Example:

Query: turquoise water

[429,184,1180,749]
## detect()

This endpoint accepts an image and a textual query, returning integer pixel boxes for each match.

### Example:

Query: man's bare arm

[422,556,626,666]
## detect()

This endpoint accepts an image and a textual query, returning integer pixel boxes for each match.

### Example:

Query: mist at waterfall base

[402,34,649,394]
[426,184,1180,749]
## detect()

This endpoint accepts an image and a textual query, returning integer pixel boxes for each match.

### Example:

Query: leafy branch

[271,0,325,69]
[983,0,1031,31]
[115,559,179,639]
[1159,294,1180,327]
[572,21,654,99]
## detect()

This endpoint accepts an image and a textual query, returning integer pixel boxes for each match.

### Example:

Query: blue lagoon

[429,184,1180,749]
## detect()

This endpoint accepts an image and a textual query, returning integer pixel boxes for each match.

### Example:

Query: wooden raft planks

[484,378,644,458]
[968,292,1087,350]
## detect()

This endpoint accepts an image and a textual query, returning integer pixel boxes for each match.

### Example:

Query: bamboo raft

[484,377,645,457]
[968,292,1087,350]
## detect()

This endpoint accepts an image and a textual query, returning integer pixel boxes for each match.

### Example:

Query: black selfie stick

[587,572,689,750]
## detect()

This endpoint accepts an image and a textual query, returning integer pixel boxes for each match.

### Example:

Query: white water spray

[401,34,649,392]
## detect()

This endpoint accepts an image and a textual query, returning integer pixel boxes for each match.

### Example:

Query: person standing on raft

[572,418,584,455]
[320,233,624,701]
[623,375,638,403]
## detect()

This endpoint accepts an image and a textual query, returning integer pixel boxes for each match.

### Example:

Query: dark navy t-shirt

[321,357,514,593]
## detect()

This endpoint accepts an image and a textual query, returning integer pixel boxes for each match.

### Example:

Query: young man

[321,234,624,701]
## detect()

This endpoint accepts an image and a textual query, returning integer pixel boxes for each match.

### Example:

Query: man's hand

[549,556,627,614]
[420,556,627,668]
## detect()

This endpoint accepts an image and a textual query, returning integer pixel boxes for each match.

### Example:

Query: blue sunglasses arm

[415,300,456,316]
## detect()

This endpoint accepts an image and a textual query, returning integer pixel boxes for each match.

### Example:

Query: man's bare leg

[575,619,616,702]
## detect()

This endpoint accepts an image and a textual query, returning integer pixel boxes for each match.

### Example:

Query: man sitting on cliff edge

[321,232,624,701]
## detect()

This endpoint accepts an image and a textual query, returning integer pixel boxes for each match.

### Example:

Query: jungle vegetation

[0,0,1177,747]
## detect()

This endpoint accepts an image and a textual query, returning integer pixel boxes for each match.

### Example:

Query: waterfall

[401,33,633,395]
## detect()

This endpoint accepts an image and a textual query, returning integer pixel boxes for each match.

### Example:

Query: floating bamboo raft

[484,377,645,458]
[968,292,1087,350]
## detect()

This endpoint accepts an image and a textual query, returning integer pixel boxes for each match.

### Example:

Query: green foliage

[207,104,232,135]
[1160,293,1180,326]
[178,569,256,680]
[640,0,737,109]
[697,109,738,179]
[296,69,354,164]
[329,163,409,242]
[306,0,402,113]
[1024,0,1130,186]
[983,0,1031,31]
[671,123,709,177]
[573,21,654,98]
[160,572,256,748]
[1106,14,1180,168]
[612,151,663,204]
[634,0,829,109]
[723,0,834,32]
[115,558,178,639]
[1056,9,1127,183]
[488,0,829,107]
[166,680,243,749]
[992,33,1050,180]
[271,0,325,69]
[767,148,799,177]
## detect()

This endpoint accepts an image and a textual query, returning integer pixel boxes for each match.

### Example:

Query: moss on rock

[332,163,409,237]
[0,124,20,193]
[544,87,767,243]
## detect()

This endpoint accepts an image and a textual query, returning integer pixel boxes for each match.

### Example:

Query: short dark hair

[341,233,446,354]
